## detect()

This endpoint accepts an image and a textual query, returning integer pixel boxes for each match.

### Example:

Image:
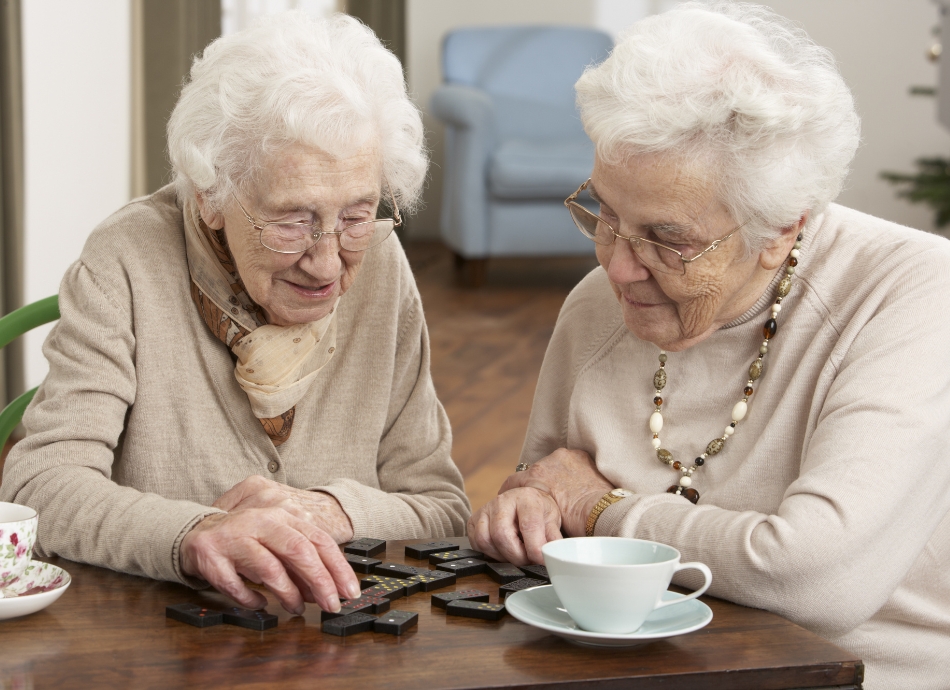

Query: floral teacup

[0,503,37,588]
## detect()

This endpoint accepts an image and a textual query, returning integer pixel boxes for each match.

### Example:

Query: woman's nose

[606,236,653,284]
[299,232,343,272]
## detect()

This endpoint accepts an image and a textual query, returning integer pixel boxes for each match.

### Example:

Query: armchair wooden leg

[452,254,489,288]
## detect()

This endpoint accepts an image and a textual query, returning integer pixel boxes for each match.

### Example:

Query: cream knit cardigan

[521,203,950,690]
[1,186,470,586]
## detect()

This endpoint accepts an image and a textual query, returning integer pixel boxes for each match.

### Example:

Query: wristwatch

[585,488,634,536]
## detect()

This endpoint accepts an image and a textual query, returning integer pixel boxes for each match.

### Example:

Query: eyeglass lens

[567,203,685,275]
[260,219,395,254]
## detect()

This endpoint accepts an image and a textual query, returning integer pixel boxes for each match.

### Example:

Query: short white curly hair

[167,12,427,214]
[575,1,861,251]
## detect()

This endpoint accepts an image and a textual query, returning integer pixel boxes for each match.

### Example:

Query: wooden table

[0,539,863,689]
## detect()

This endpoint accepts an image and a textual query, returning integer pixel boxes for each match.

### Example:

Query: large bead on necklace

[667,485,700,504]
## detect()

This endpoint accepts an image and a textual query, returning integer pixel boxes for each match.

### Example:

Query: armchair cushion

[489,138,594,199]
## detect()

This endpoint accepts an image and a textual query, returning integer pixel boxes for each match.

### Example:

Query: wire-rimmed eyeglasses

[234,187,402,254]
[564,179,747,275]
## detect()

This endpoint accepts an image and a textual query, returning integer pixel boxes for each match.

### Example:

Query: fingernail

[328,598,342,613]
[348,584,361,599]
[293,604,305,616]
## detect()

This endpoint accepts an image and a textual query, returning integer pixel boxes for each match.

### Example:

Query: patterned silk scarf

[183,200,338,446]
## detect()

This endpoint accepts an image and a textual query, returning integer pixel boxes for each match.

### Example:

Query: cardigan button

[267,460,279,473]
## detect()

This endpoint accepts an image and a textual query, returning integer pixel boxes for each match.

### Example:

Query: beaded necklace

[649,232,803,504]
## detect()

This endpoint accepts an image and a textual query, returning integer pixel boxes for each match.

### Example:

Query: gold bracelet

[585,488,633,536]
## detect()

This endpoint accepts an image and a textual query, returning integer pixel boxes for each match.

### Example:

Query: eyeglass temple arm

[564,179,591,207]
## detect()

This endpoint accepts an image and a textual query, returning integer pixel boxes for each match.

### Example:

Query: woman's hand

[212,475,355,543]
[179,508,361,615]
[502,448,614,537]
[180,476,360,615]
[468,487,563,565]
[470,448,614,564]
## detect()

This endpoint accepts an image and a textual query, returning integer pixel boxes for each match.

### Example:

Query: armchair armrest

[430,84,495,131]
[430,85,496,257]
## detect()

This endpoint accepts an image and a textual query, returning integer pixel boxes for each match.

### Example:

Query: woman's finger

[487,494,529,565]
[203,554,270,610]
[517,491,560,565]
[259,521,341,613]
[499,471,528,494]
[294,519,361,601]
[233,539,307,614]
[213,475,276,511]
[471,510,505,562]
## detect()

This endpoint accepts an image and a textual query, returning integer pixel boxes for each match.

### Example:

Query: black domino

[406,569,457,592]
[486,562,525,584]
[519,564,550,582]
[499,578,548,599]
[321,599,376,621]
[405,542,459,559]
[345,594,391,614]
[373,610,418,635]
[221,606,278,630]
[343,538,386,557]
[360,583,406,602]
[445,600,507,621]
[344,553,382,574]
[321,611,377,636]
[436,558,487,578]
[363,574,422,597]
[166,603,223,628]
[428,549,485,565]
[431,589,490,609]
[373,563,429,580]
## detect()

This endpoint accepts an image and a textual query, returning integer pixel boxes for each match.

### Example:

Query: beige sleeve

[0,261,223,585]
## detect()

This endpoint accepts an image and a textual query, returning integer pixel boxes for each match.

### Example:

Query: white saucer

[0,561,71,621]
[505,585,712,647]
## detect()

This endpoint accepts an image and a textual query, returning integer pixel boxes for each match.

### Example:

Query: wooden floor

[406,242,598,512]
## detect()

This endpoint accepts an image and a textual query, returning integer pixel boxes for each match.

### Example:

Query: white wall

[21,0,132,388]
[408,0,950,239]
[221,0,338,36]
[763,0,950,235]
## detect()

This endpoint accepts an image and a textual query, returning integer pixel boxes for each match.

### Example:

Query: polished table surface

[0,539,863,689]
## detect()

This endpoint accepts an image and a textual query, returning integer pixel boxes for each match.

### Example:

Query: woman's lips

[624,294,664,308]
[285,279,336,298]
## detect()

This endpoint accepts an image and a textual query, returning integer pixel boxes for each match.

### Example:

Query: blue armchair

[431,26,612,284]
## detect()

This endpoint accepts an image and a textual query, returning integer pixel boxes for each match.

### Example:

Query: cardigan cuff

[170,507,227,589]
[594,492,687,537]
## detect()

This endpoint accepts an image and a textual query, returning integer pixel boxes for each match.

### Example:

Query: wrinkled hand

[468,487,563,565]
[501,448,614,537]
[213,475,354,543]
[179,476,360,615]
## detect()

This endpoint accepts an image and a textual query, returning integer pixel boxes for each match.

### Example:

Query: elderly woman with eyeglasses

[1,13,469,616]
[469,4,950,688]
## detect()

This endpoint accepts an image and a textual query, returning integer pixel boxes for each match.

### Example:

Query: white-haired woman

[469,3,950,688]
[1,13,469,616]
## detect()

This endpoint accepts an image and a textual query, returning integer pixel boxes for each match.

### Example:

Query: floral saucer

[505,585,712,647]
[0,561,71,620]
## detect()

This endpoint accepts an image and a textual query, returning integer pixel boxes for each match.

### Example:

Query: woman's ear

[195,192,225,230]
[759,211,808,270]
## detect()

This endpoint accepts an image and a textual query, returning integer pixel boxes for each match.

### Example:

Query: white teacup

[0,502,38,588]
[542,537,712,634]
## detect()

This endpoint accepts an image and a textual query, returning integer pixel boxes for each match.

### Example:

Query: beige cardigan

[1,186,470,585]
[521,204,950,690]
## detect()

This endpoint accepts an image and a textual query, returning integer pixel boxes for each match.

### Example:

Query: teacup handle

[653,561,712,611]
